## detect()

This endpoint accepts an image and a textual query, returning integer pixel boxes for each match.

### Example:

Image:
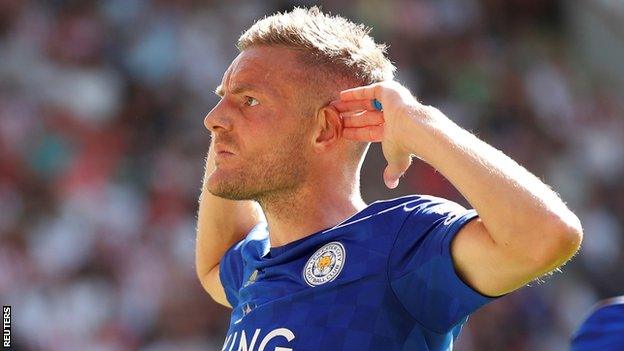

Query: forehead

[221,46,302,96]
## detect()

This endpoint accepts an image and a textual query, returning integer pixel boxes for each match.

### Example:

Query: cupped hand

[330,81,420,189]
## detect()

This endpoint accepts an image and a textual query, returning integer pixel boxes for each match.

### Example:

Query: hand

[331,81,420,189]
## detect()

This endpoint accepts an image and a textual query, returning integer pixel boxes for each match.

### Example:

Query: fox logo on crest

[303,242,346,286]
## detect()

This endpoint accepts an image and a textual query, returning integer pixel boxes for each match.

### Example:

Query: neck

[257,176,367,248]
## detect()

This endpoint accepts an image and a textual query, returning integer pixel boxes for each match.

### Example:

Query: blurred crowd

[0,0,622,350]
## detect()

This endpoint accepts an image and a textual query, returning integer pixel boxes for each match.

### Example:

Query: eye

[244,96,259,107]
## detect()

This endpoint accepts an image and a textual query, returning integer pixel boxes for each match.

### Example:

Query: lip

[214,151,235,165]
[214,143,236,155]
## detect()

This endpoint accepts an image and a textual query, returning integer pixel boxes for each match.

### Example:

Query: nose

[204,101,232,133]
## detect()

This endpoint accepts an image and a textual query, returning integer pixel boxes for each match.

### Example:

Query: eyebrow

[214,82,266,98]
[214,84,226,97]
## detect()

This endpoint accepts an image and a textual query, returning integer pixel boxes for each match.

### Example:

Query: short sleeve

[388,196,495,333]
[219,241,245,308]
[571,299,624,351]
[219,222,269,308]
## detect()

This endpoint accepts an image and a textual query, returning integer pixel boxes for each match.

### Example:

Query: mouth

[214,143,236,155]
[215,150,236,164]
[215,151,235,159]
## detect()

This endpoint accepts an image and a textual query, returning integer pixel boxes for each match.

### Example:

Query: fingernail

[372,99,383,111]
[387,179,399,189]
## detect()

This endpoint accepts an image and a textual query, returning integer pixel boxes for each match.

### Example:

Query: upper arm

[451,218,558,297]
[198,264,231,308]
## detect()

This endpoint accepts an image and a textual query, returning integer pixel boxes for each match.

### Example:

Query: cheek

[248,135,302,166]
[243,116,312,159]
[278,133,312,163]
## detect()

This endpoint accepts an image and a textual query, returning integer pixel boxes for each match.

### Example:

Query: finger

[330,99,377,113]
[383,156,412,189]
[342,125,384,142]
[339,84,380,101]
[339,110,366,118]
[342,111,384,128]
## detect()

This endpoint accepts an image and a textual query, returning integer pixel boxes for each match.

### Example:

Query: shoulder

[594,296,624,309]
[582,296,624,326]
[219,222,270,307]
[337,194,472,236]
[572,296,624,350]
[362,194,465,219]
[332,194,472,249]
[369,194,473,233]
[231,222,270,260]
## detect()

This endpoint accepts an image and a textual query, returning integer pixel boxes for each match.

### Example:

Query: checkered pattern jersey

[219,195,496,351]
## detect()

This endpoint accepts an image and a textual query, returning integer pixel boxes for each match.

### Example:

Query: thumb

[383,156,412,189]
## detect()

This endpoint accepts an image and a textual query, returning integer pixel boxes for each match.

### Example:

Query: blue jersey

[571,297,624,351]
[219,195,495,351]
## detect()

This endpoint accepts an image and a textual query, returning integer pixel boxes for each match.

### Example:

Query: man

[195,7,582,351]
[571,296,624,351]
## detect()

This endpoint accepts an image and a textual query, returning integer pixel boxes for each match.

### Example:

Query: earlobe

[314,105,343,150]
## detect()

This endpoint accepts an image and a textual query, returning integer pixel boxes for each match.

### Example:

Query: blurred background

[0,0,623,350]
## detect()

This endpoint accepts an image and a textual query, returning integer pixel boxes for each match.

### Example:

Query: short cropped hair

[237,6,395,88]
[237,7,393,162]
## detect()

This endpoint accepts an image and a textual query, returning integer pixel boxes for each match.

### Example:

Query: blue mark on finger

[372,99,383,111]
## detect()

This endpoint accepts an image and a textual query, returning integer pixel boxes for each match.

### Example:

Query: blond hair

[237,6,395,88]
[238,7,391,161]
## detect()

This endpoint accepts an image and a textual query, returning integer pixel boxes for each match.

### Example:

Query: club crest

[303,241,346,286]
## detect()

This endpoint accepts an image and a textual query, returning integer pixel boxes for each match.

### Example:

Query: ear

[312,104,343,153]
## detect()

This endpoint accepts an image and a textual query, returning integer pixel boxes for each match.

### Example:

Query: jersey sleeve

[219,222,268,308]
[388,196,496,333]
[571,299,624,351]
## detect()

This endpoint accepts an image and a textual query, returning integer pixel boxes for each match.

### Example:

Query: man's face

[204,46,314,201]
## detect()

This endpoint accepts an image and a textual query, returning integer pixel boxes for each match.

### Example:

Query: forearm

[401,105,581,252]
[335,81,582,294]
[195,145,263,280]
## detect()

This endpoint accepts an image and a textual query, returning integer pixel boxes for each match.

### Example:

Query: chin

[206,171,256,201]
